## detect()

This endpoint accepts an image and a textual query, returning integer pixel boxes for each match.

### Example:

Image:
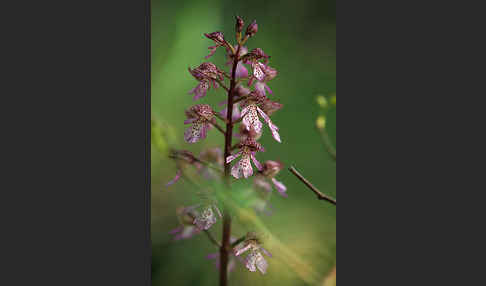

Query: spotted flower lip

[240,97,281,143]
[193,204,222,230]
[184,104,215,143]
[226,138,264,179]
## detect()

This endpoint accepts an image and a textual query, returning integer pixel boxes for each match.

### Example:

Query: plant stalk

[220,44,241,286]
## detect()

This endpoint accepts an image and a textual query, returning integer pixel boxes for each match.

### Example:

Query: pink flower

[184,104,215,143]
[188,62,224,100]
[193,204,222,230]
[226,138,264,179]
[262,160,287,197]
[169,206,202,241]
[241,93,281,143]
[204,32,231,59]
[254,81,272,97]
[233,235,271,274]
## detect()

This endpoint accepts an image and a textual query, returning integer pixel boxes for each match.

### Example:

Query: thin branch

[215,79,229,92]
[289,166,336,205]
[214,112,229,124]
[233,95,247,104]
[169,151,223,173]
[231,115,243,125]
[317,127,336,160]
[209,121,226,135]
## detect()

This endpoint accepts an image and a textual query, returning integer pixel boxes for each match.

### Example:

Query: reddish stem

[220,44,241,286]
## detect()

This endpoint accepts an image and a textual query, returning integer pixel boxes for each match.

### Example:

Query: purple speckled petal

[245,252,257,272]
[257,106,281,143]
[252,62,266,81]
[226,150,242,163]
[184,123,202,143]
[243,105,262,134]
[188,81,209,100]
[255,252,268,274]
[231,153,253,179]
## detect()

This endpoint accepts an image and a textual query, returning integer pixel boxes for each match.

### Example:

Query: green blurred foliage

[151,0,336,285]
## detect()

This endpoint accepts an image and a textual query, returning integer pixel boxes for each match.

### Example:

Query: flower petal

[189,81,209,100]
[231,153,253,179]
[184,123,203,143]
[255,252,268,274]
[254,81,266,97]
[251,153,263,171]
[235,62,248,78]
[271,177,287,197]
[166,170,182,187]
[245,251,257,272]
[257,107,281,142]
[243,105,262,134]
[226,150,242,163]
[234,243,252,256]
[261,247,272,258]
[193,207,217,230]
[252,62,266,81]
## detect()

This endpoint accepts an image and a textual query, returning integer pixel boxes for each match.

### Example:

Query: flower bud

[316,115,326,130]
[245,20,258,37]
[316,95,328,108]
[236,16,244,34]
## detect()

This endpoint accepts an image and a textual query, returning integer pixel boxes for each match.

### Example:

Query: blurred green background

[151,0,336,285]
